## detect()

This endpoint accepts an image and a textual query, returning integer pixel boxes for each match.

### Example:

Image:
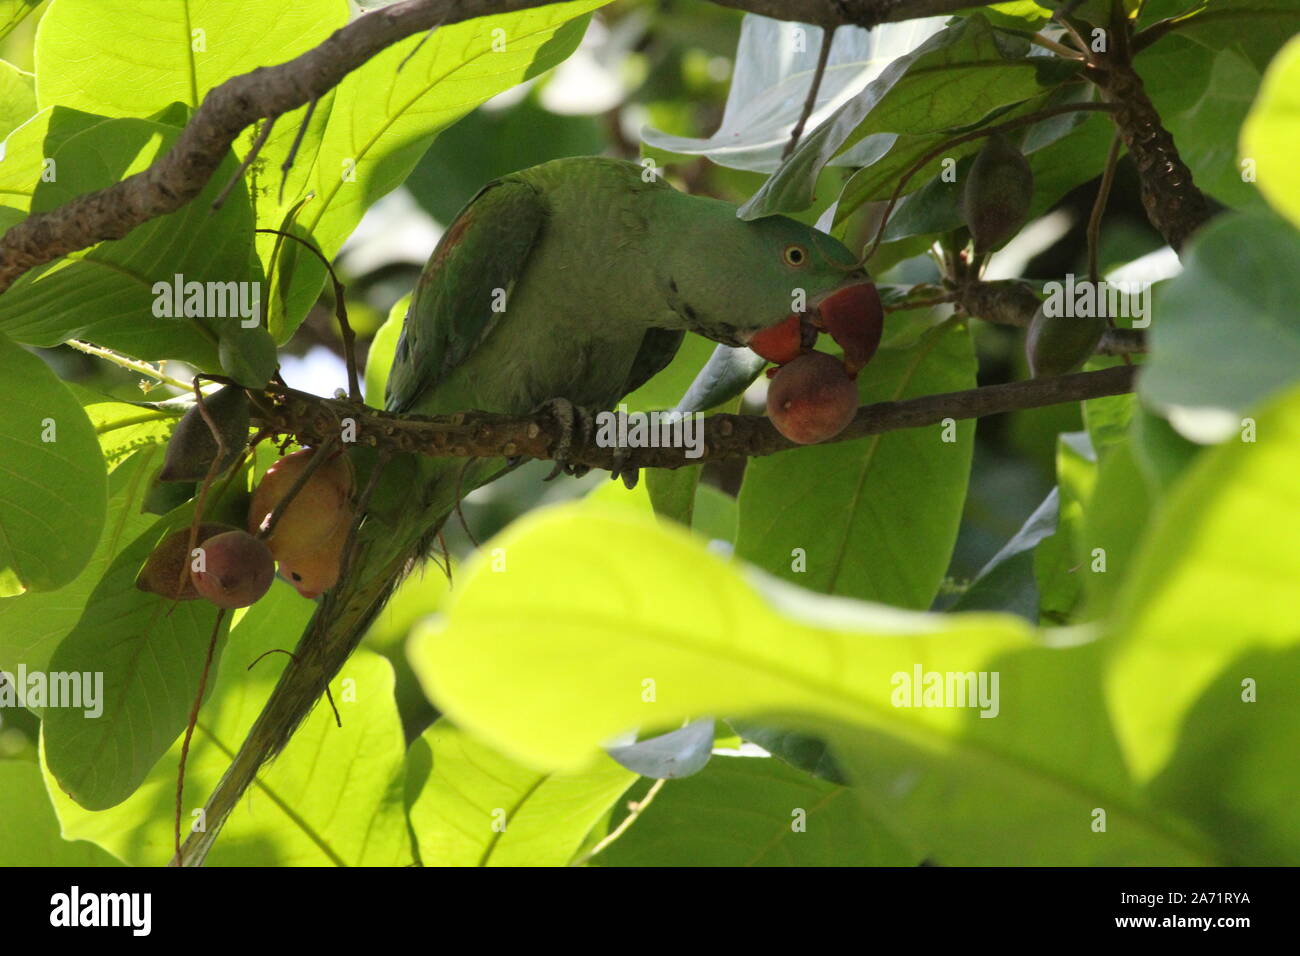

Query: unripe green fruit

[1025,305,1107,377]
[190,530,275,609]
[961,135,1033,254]
[248,448,355,557]
[159,385,250,482]
[136,522,238,601]
[766,351,859,445]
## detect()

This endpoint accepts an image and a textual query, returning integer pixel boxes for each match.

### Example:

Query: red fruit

[190,531,275,609]
[248,448,354,558]
[747,313,806,366]
[766,351,859,444]
[814,282,883,376]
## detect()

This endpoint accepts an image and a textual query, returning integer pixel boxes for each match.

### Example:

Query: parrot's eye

[782,244,808,267]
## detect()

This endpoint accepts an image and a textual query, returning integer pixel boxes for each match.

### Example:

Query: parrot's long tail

[174,505,445,867]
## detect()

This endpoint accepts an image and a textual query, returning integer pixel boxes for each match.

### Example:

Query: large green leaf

[411,501,1036,771]
[1240,32,1300,228]
[592,755,920,866]
[0,448,156,679]
[741,14,1078,218]
[1105,382,1300,790]
[410,501,1234,863]
[407,720,636,866]
[735,322,976,608]
[0,332,107,595]
[35,0,341,118]
[1140,210,1300,436]
[47,581,413,865]
[0,760,121,866]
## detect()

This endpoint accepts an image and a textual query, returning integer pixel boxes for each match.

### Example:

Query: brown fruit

[961,135,1034,254]
[766,351,859,445]
[275,518,350,600]
[190,530,275,609]
[248,448,354,558]
[136,523,238,601]
[159,385,250,482]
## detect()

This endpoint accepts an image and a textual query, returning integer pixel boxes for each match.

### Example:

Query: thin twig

[278,97,318,205]
[571,778,667,866]
[1088,130,1123,286]
[65,340,194,391]
[783,26,835,160]
[213,115,277,211]
[172,608,227,867]
[255,227,360,400]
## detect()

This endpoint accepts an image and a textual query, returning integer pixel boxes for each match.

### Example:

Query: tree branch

[249,365,1138,473]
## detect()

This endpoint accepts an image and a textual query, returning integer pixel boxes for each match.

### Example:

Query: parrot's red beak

[747,281,883,378]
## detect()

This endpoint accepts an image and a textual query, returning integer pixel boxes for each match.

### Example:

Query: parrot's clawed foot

[537,397,593,480]
[609,447,639,489]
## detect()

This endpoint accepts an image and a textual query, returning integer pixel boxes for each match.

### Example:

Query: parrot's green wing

[622,327,685,397]
[386,178,548,413]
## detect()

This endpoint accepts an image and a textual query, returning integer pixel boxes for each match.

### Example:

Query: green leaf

[0,107,261,369]
[410,501,1035,771]
[0,448,158,679]
[1033,432,1096,625]
[592,756,919,866]
[1140,210,1300,436]
[1141,38,1266,210]
[0,58,35,139]
[1105,381,1300,788]
[47,582,414,865]
[951,488,1058,620]
[0,333,107,594]
[42,505,229,810]
[645,466,699,527]
[1078,437,1151,619]
[35,1,343,117]
[1140,0,1300,73]
[1241,32,1300,228]
[364,295,407,409]
[735,322,976,608]
[0,760,122,866]
[412,502,1242,863]
[408,720,636,866]
[742,14,1078,219]
[74,388,184,468]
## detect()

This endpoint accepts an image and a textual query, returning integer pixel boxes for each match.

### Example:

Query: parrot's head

[658,204,884,377]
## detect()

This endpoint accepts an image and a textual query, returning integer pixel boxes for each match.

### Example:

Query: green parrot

[178,156,882,864]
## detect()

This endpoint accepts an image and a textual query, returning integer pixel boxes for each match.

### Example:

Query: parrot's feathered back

[179,157,873,864]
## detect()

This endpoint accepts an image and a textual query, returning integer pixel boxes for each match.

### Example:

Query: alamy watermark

[594,404,705,458]
[1041,273,1152,328]
[891,665,1000,718]
[152,273,261,327]
[0,666,103,717]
